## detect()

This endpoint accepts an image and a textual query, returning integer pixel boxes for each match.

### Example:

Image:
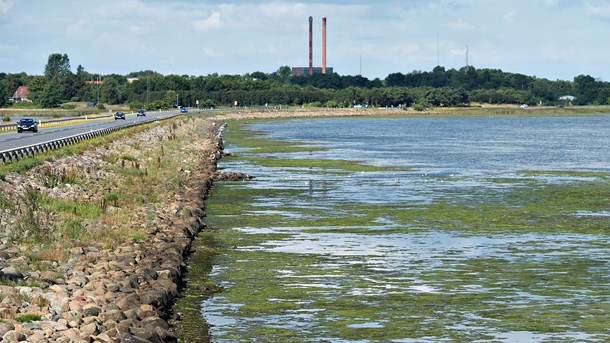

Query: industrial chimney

[322,16,327,75]
[308,16,313,76]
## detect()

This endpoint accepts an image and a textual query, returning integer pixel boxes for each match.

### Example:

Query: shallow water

[200,115,610,342]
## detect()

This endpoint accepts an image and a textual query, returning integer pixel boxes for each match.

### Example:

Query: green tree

[36,82,62,108]
[0,78,8,108]
[273,66,292,83]
[385,72,406,87]
[44,53,71,79]
[573,74,602,105]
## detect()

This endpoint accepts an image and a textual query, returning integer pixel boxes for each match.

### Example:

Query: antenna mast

[437,32,440,66]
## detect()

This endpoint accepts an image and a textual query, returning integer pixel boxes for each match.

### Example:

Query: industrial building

[292,16,333,76]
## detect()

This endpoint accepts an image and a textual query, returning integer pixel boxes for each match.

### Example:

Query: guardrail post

[0,113,180,164]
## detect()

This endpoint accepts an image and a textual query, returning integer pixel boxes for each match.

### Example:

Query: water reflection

[202,116,610,342]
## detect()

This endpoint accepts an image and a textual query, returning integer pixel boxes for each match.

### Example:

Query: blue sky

[1,0,609,81]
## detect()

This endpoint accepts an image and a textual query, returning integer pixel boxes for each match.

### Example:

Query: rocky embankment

[0,116,232,342]
[0,108,390,342]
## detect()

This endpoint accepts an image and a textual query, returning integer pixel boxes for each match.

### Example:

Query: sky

[1,0,609,81]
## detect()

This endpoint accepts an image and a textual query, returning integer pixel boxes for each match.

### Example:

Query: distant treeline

[1,54,609,110]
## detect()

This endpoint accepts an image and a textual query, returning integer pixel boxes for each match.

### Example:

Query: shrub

[121,154,136,162]
[103,191,120,207]
[62,220,86,239]
[324,100,339,108]
[0,192,14,211]
[129,101,144,110]
[130,232,144,243]
[304,101,322,108]
[200,99,215,108]
[11,102,39,109]
[412,102,429,112]
[16,314,42,323]
[12,186,48,244]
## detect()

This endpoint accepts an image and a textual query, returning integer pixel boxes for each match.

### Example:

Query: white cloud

[202,47,222,58]
[0,0,16,13]
[542,45,578,62]
[586,1,610,20]
[447,19,474,30]
[449,47,467,57]
[503,10,517,23]
[194,12,223,31]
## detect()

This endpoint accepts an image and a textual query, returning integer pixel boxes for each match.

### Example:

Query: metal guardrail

[0,113,178,165]
[0,114,114,131]
[0,106,282,131]
[0,105,283,164]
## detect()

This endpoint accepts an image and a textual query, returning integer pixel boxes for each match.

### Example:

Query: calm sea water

[201,115,610,342]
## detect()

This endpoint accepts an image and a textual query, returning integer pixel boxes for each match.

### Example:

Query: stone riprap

[0,108,405,342]
[0,117,225,342]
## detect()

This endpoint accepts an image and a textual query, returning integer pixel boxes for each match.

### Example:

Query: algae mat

[178,116,610,342]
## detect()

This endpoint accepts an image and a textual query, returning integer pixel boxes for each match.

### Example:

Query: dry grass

[0,116,215,260]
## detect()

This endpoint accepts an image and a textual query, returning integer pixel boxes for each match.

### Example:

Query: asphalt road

[0,111,175,152]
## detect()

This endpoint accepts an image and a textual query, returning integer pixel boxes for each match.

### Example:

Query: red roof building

[11,86,31,102]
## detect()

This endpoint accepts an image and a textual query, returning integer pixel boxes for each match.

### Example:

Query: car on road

[17,118,38,133]
[114,111,126,120]
[137,109,146,117]
[180,107,188,113]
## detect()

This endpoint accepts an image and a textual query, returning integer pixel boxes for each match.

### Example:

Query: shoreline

[0,108,608,342]
[208,106,610,123]
[0,118,225,342]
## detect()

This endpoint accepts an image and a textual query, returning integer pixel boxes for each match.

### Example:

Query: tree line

[1,53,610,111]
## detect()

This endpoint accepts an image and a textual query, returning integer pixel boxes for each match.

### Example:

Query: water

[200,115,610,342]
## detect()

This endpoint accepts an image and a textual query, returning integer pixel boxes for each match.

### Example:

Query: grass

[432,105,610,116]
[15,314,42,323]
[0,115,215,262]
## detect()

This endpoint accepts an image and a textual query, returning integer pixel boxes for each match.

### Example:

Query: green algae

[224,121,411,173]
[202,177,610,340]
[171,231,227,343]
[223,125,319,155]
[240,156,410,172]
[177,119,610,342]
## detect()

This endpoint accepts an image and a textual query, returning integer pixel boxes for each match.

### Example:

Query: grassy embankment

[0,115,210,266]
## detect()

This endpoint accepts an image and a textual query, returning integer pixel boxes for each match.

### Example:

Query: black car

[17,118,38,133]
[114,112,126,120]
[137,109,146,117]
